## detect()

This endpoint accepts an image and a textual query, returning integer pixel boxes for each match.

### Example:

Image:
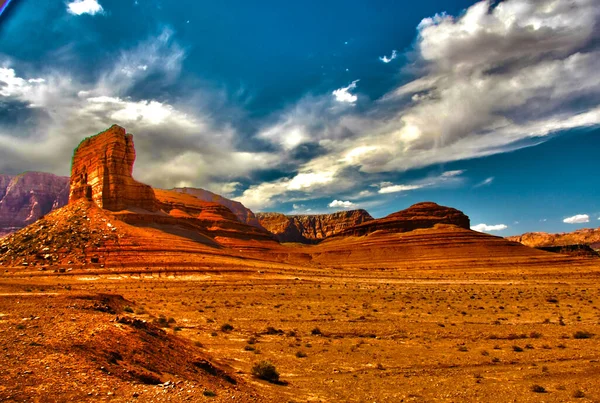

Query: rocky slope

[332,202,470,238]
[70,125,158,211]
[507,228,600,250]
[171,187,262,228]
[0,172,69,237]
[256,210,374,243]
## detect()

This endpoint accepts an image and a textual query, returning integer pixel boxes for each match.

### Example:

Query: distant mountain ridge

[0,172,69,237]
[256,210,374,243]
[507,228,600,250]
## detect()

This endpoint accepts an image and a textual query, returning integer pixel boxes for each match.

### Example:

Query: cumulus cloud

[66,0,104,16]
[332,80,359,103]
[471,223,508,232]
[328,200,355,209]
[563,214,589,224]
[0,29,280,192]
[379,50,398,63]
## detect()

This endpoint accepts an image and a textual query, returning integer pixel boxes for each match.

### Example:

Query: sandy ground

[1,260,599,402]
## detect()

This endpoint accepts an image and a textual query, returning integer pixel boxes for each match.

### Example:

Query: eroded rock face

[0,172,69,236]
[334,202,470,238]
[69,125,157,211]
[171,187,262,228]
[257,210,374,243]
[507,228,600,249]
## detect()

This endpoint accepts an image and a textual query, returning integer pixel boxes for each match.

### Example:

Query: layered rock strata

[257,210,374,243]
[69,125,157,211]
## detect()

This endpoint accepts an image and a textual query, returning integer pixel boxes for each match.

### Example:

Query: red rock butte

[69,124,158,212]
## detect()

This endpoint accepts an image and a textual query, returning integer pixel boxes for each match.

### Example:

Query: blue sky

[0,0,599,236]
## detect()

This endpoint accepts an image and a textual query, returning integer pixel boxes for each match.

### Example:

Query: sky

[0,0,599,236]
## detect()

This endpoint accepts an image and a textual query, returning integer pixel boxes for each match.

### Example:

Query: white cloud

[474,177,494,187]
[378,184,424,194]
[563,214,590,224]
[379,50,398,63]
[66,0,104,16]
[332,80,359,103]
[471,223,508,232]
[328,200,355,209]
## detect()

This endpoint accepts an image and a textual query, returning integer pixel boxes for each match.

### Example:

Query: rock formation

[0,172,69,237]
[69,125,157,211]
[171,187,262,228]
[507,228,600,250]
[333,202,470,238]
[256,210,374,243]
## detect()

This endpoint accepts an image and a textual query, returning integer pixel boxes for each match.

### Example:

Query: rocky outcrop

[256,210,374,243]
[171,187,262,228]
[508,228,600,250]
[0,174,12,200]
[333,202,470,238]
[0,172,69,237]
[69,125,157,211]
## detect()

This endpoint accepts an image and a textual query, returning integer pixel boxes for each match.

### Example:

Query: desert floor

[1,261,600,402]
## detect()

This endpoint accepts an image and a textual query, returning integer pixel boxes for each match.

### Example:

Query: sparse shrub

[123,306,134,313]
[251,361,279,383]
[546,297,559,303]
[203,390,216,397]
[573,331,593,339]
[457,346,468,352]
[221,323,234,332]
[531,385,546,393]
[529,331,542,339]
[512,345,524,352]
[247,337,257,345]
[573,390,585,398]
[295,351,307,358]
[244,345,255,351]
[264,326,283,335]
[311,327,322,336]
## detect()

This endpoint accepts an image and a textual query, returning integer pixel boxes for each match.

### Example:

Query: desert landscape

[2,0,600,402]
[0,125,599,402]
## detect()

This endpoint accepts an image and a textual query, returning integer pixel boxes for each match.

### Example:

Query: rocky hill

[256,210,374,243]
[0,172,69,237]
[507,228,600,250]
[171,187,262,228]
[332,202,470,238]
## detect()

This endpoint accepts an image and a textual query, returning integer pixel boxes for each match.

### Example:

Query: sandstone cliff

[171,187,262,228]
[333,202,470,238]
[69,125,157,211]
[507,228,600,250]
[0,172,69,237]
[256,210,374,243]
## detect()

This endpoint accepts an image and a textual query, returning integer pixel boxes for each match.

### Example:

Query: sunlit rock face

[69,125,158,212]
[257,210,374,243]
[333,202,471,238]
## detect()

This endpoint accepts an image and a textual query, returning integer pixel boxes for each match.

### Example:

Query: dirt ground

[1,261,599,402]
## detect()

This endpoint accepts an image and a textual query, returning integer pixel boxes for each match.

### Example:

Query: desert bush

[573,390,585,398]
[295,351,307,358]
[123,306,134,313]
[531,385,546,393]
[573,330,593,339]
[221,323,234,332]
[512,345,524,352]
[203,390,216,397]
[252,361,279,383]
[311,327,322,335]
